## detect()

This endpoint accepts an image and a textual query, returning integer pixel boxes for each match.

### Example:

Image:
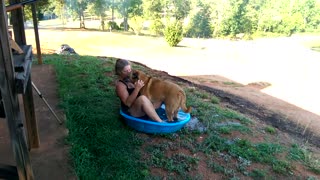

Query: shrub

[120,21,130,31]
[149,19,165,36]
[164,20,183,47]
[130,16,144,35]
[107,21,120,31]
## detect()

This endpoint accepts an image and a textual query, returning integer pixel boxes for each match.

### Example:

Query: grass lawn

[41,54,320,179]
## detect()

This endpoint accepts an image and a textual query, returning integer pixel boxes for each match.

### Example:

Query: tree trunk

[123,17,128,31]
[79,10,85,29]
[112,0,114,22]
[100,16,105,31]
[79,10,81,28]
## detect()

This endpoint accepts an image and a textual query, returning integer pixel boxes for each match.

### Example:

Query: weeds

[288,144,320,174]
[265,126,277,134]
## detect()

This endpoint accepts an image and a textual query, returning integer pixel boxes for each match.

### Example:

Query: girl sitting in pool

[115,59,164,123]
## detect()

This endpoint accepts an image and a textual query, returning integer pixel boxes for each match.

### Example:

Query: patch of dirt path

[0,64,76,179]
[179,75,320,147]
[29,64,76,179]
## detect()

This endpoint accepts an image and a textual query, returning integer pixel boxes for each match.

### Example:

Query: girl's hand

[135,80,144,90]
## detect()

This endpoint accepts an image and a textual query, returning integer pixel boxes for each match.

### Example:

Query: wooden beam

[6,0,37,12]
[9,39,24,54]
[5,3,23,12]
[0,1,34,179]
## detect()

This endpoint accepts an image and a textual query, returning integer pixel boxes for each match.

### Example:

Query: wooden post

[23,75,40,149]
[0,1,34,179]
[31,3,42,64]
[9,0,26,46]
[9,0,40,150]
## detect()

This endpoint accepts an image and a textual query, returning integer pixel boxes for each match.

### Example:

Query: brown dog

[131,70,191,121]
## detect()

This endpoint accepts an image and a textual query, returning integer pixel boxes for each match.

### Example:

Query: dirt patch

[133,61,320,148]
[0,64,76,179]
[29,64,76,179]
[178,75,320,147]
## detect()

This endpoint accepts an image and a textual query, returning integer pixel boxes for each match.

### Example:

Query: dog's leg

[165,105,174,121]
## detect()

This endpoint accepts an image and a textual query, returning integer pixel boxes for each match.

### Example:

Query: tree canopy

[33,0,320,38]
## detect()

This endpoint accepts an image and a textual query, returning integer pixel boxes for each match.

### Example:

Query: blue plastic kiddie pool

[120,104,191,134]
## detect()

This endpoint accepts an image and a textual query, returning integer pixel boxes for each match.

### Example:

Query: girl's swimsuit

[118,80,149,120]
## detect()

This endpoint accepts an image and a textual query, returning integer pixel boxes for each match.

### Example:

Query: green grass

[44,55,148,179]
[265,126,277,134]
[42,54,320,179]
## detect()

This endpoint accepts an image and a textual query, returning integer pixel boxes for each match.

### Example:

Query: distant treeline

[18,0,320,38]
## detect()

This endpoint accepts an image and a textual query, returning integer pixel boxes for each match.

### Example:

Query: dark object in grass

[56,44,78,55]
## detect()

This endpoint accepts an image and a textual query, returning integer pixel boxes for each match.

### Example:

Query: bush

[107,21,120,31]
[120,22,130,31]
[164,20,183,47]
[150,19,165,36]
[130,16,144,35]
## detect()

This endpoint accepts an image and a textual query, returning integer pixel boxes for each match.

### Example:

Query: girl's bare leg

[129,96,163,122]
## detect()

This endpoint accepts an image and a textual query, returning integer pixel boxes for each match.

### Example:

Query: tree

[143,0,165,35]
[163,0,191,20]
[220,0,252,37]
[208,0,227,37]
[76,0,89,28]
[185,1,213,38]
[88,0,110,31]
[143,0,164,19]
[117,0,143,31]
[63,0,89,28]
[255,0,279,33]
[22,0,50,21]
[295,0,320,30]
[42,0,66,23]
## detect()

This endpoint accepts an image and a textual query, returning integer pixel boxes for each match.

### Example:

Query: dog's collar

[122,77,131,83]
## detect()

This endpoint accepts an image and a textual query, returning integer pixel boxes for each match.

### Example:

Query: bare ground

[180,75,320,147]
[128,60,320,147]
[0,64,76,179]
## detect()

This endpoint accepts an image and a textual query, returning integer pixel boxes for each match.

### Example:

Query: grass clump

[265,126,277,134]
[288,144,320,174]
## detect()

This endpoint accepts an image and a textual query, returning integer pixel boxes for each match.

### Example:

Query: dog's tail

[178,91,192,113]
